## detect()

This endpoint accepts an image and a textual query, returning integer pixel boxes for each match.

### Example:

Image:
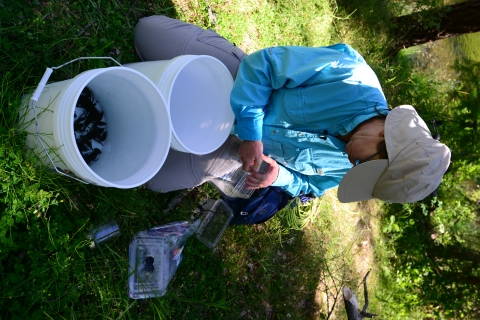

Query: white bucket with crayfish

[20,58,172,188]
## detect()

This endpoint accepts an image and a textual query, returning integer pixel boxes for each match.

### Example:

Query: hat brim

[337,159,389,203]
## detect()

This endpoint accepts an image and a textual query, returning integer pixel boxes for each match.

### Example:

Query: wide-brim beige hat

[337,105,451,203]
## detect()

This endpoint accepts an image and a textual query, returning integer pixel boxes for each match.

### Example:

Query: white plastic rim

[21,67,172,188]
[126,56,235,155]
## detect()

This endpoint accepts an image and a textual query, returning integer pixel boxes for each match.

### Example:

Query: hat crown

[374,105,451,203]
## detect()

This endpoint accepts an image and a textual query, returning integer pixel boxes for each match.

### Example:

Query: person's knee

[134,15,196,61]
[135,15,168,28]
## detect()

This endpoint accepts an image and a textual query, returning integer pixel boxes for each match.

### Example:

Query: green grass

[1,0,466,319]
[172,0,338,52]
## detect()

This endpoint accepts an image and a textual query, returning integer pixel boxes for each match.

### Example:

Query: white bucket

[126,55,235,155]
[20,67,172,188]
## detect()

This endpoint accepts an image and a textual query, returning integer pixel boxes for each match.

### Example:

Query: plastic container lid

[196,199,234,249]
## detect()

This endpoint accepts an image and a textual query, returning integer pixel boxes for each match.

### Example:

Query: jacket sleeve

[271,164,344,197]
[230,44,357,141]
[230,44,365,197]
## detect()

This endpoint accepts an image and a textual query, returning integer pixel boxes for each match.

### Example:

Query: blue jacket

[230,44,390,197]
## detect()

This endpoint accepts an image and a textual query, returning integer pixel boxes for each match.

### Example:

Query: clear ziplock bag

[208,136,268,199]
[128,199,233,299]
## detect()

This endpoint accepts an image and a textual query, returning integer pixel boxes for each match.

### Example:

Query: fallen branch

[343,270,378,320]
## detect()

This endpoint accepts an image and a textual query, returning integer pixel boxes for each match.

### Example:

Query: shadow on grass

[160,196,360,319]
[4,185,332,318]
[0,0,178,108]
[164,221,330,319]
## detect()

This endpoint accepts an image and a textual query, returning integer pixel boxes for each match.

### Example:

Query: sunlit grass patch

[301,191,382,318]
[172,0,338,52]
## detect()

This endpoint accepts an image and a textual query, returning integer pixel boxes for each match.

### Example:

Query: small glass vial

[87,220,120,249]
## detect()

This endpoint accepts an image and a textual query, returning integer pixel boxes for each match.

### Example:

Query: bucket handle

[29,57,122,184]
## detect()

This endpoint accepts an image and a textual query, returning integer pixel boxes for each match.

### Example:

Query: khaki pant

[134,15,247,78]
[134,16,247,192]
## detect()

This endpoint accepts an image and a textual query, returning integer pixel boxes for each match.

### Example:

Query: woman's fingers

[245,155,279,189]
[238,140,264,172]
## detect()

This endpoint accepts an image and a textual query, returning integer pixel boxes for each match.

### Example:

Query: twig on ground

[125,0,138,17]
[77,22,93,37]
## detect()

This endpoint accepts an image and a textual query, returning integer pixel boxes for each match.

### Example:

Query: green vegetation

[1,0,479,319]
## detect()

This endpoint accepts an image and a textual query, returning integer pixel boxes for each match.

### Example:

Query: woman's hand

[239,140,264,172]
[245,155,279,189]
